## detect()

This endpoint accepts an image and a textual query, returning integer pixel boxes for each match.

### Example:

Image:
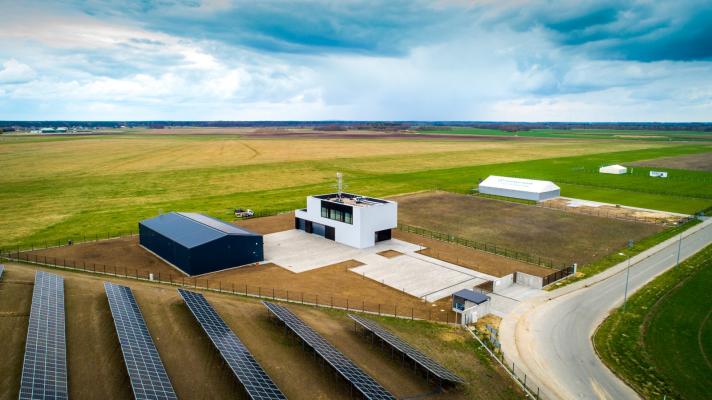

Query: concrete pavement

[499,218,712,400]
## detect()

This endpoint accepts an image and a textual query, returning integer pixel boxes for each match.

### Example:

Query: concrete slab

[263,229,421,273]
[488,284,543,316]
[263,229,497,302]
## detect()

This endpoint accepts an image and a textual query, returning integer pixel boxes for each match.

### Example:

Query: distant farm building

[295,192,397,249]
[139,212,263,276]
[478,175,560,202]
[599,164,627,174]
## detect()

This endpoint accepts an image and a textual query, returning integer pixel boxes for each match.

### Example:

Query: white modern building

[478,175,560,202]
[599,164,627,174]
[294,192,397,249]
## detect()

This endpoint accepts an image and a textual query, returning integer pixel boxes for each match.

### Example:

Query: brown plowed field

[0,262,523,399]
[395,191,664,266]
[628,151,712,171]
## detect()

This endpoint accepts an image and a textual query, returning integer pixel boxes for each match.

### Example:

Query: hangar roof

[140,212,259,248]
[479,175,560,193]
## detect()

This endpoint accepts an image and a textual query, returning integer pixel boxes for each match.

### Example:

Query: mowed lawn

[395,191,663,266]
[594,244,712,400]
[0,133,710,249]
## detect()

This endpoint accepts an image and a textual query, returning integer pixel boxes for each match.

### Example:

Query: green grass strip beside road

[549,218,701,289]
[593,243,712,400]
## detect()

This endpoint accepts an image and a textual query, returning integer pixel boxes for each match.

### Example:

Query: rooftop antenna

[336,172,343,199]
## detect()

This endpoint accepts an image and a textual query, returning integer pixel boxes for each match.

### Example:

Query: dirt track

[0,262,523,400]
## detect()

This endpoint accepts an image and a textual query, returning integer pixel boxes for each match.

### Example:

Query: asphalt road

[500,218,712,400]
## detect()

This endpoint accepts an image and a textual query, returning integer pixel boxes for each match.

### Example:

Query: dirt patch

[22,240,457,322]
[474,314,502,336]
[0,268,33,399]
[25,236,182,279]
[628,152,712,172]
[542,198,684,225]
[377,250,403,259]
[395,191,664,267]
[394,230,551,277]
[0,262,523,399]
[234,212,294,234]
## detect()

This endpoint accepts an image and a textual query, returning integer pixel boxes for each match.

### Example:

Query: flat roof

[452,289,489,304]
[140,212,259,248]
[313,192,391,207]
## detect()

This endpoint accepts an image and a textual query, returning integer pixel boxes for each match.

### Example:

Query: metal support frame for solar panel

[348,314,464,388]
[263,301,395,400]
[19,271,68,400]
[104,282,177,400]
[178,289,286,400]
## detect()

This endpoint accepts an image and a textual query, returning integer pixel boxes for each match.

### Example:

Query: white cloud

[0,59,36,84]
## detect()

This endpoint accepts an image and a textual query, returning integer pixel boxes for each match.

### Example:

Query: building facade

[139,212,263,276]
[294,193,397,248]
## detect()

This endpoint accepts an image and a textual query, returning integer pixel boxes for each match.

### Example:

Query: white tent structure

[599,164,627,174]
[478,175,560,202]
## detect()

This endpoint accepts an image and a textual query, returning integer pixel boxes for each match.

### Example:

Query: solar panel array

[348,314,464,384]
[263,302,395,400]
[104,282,177,400]
[178,289,286,400]
[19,271,68,400]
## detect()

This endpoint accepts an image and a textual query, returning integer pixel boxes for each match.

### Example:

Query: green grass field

[423,127,712,141]
[593,243,712,400]
[0,134,711,250]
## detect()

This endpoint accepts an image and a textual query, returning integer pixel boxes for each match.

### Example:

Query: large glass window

[320,201,353,224]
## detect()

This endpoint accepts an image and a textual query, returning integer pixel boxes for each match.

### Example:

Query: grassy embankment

[593,243,712,400]
[0,134,710,251]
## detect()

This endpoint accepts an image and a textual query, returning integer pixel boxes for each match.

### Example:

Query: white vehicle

[234,208,254,218]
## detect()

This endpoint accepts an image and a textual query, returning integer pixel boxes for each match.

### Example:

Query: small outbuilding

[452,289,490,325]
[478,175,560,202]
[599,164,627,174]
[139,212,263,276]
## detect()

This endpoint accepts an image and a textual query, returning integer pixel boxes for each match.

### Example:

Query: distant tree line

[1,120,711,132]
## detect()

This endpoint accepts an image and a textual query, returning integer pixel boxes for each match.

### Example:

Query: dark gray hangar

[139,212,263,276]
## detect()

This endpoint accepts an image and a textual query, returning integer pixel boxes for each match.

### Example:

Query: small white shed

[599,164,627,174]
[478,175,560,202]
[452,289,490,325]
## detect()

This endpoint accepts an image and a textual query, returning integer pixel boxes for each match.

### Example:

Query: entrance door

[375,229,392,242]
[325,226,335,241]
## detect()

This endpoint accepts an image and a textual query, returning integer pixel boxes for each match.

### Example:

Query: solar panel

[263,302,395,400]
[178,289,286,400]
[104,282,177,400]
[19,271,68,400]
[348,314,464,384]
[0,264,4,280]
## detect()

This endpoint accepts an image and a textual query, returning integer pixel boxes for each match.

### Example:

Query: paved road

[500,218,712,400]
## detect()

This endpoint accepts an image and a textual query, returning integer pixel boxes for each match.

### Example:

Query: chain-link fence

[1,250,461,325]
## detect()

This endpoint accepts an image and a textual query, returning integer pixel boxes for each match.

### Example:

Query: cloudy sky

[0,0,710,121]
